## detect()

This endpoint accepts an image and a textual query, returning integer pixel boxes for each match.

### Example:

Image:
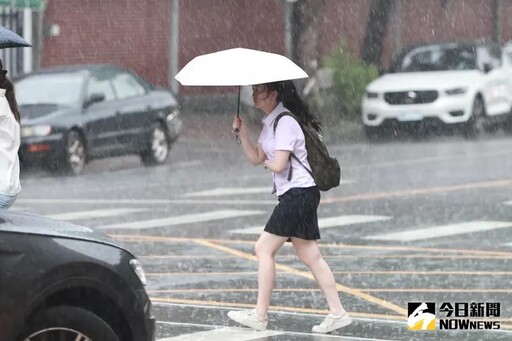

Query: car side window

[111,72,146,99]
[87,75,116,101]
[478,46,502,70]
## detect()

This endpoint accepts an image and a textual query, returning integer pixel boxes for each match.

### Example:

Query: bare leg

[292,237,344,315]
[254,232,288,318]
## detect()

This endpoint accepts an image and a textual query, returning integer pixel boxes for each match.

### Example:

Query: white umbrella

[175,47,308,86]
[175,48,308,143]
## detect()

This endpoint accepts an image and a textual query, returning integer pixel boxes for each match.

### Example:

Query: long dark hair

[267,80,322,133]
[0,59,20,122]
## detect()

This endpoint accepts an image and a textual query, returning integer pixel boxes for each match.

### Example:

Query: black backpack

[273,112,341,191]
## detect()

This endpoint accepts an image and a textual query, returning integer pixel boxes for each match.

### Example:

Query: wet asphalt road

[14,128,512,340]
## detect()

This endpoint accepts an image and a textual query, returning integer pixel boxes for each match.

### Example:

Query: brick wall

[42,0,511,91]
[42,0,170,87]
[178,0,285,94]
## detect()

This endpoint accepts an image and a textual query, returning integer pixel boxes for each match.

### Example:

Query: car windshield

[15,73,84,107]
[397,45,477,72]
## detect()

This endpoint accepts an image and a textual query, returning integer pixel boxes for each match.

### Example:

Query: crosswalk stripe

[230,215,391,235]
[184,181,355,198]
[9,206,28,212]
[184,187,272,197]
[100,210,265,229]
[158,327,285,340]
[45,208,148,221]
[365,221,512,242]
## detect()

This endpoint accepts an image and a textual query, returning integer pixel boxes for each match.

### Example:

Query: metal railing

[0,7,24,77]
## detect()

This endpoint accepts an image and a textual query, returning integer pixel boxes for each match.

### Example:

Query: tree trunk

[361,0,393,67]
[292,0,326,78]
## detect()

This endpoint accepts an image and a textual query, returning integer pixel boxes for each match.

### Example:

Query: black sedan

[16,64,182,175]
[0,211,155,340]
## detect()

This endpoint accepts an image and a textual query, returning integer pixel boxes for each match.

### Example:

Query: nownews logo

[407,302,436,330]
[408,302,501,331]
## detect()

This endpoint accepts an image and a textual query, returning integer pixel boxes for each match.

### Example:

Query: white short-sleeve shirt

[0,89,21,196]
[258,102,315,196]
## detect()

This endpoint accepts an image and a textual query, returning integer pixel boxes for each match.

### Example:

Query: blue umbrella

[0,26,31,49]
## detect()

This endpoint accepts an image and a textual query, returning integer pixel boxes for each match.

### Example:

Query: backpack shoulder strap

[272,111,294,133]
[272,111,313,180]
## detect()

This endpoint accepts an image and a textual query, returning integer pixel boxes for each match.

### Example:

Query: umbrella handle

[232,128,241,145]
[233,86,242,145]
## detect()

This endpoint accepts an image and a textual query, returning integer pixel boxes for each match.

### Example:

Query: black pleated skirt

[264,186,321,240]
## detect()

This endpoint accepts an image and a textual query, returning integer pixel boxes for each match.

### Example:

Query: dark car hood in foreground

[0,211,124,249]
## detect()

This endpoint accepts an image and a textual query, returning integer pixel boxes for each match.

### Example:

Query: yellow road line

[150,297,405,320]
[194,239,407,316]
[362,288,512,293]
[140,255,236,259]
[145,270,512,277]
[147,288,511,294]
[146,271,260,277]
[331,271,512,276]
[321,178,512,204]
[139,253,512,260]
[110,234,512,257]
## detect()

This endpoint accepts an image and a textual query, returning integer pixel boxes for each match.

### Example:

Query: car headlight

[365,91,379,99]
[130,259,147,286]
[21,125,52,138]
[445,87,468,95]
[166,109,180,121]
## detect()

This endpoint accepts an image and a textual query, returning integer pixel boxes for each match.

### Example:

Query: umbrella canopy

[175,48,308,86]
[0,26,31,49]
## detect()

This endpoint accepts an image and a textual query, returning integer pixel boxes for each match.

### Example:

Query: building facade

[39,0,512,94]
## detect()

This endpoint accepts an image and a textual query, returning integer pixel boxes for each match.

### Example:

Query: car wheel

[141,123,170,166]
[462,96,486,139]
[20,306,119,341]
[60,130,87,175]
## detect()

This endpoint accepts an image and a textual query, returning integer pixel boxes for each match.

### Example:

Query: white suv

[362,41,512,139]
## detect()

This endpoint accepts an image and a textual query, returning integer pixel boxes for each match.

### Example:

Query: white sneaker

[312,312,352,333]
[227,309,268,331]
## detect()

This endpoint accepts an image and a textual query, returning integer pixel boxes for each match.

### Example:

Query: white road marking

[185,187,272,197]
[9,206,28,212]
[172,160,203,168]
[99,210,265,229]
[45,208,148,221]
[230,215,391,235]
[156,322,391,340]
[153,302,512,337]
[17,198,277,206]
[158,327,284,340]
[184,181,355,198]
[504,201,512,206]
[365,221,512,242]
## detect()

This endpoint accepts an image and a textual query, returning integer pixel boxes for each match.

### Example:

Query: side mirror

[83,93,105,108]
[483,63,493,74]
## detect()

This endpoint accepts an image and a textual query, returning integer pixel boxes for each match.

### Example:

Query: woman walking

[227,81,351,334]
[0,60,21,209]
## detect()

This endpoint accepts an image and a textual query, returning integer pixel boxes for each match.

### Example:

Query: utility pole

[492,0,502,43]
[284,0,297,59]
[169,0,180,95]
